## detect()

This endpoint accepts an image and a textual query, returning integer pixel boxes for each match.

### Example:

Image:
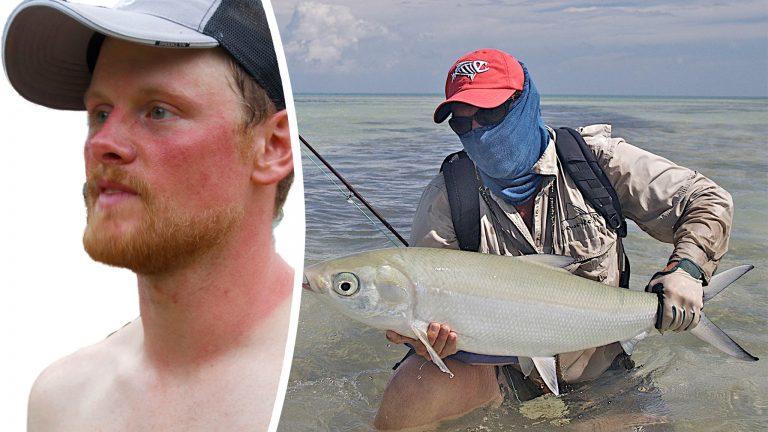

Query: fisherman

[4,0,294,430]
[375,48,733,430]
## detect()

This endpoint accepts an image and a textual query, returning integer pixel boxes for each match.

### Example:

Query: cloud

[272,1,767,96]
[283,2,388,71]
[561,5,671,16]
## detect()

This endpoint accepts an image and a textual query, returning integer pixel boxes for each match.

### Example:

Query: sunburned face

[82,38,253,274]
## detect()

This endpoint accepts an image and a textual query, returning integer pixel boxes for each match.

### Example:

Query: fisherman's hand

[645,259,705,332]
[558,343,624,383]
[386,323,458,361]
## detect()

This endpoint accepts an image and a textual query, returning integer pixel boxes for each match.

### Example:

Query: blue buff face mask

[458,64,549,206]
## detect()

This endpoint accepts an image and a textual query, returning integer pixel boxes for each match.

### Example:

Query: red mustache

[84,167,151,205]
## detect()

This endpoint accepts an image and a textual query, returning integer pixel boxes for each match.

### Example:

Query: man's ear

[250,109,293,185]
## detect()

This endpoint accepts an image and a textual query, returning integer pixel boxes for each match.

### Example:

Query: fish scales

[306,247,657,358]
[398,248,657,356]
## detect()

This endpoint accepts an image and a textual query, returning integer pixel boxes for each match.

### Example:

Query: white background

[0,0,305,428]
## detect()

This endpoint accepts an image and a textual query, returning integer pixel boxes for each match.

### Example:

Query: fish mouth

[302,266,328,294]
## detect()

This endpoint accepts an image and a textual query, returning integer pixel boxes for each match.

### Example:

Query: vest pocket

[560,210,619,283]
[560,203,610,251]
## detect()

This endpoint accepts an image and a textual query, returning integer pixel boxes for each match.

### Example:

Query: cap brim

[433,88,516,123]
[3,0,219,110]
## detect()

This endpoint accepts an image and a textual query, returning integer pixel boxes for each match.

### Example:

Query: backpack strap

[554,127,627,238]
[555,127,631,288]
[440,151,481,252]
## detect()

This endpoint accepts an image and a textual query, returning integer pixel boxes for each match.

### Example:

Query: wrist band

[673,258,705,283]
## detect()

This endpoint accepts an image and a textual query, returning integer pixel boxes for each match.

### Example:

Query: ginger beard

[82,167,244,275]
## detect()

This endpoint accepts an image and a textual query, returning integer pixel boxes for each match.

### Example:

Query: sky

[273,0,768,96]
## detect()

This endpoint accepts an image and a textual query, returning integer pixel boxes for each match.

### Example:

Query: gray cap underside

[3,0,220,110]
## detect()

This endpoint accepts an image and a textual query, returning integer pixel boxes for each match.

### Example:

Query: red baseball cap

[434,48,524,123]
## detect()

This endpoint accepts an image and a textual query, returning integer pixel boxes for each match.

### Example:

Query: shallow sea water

[281,95,768,431]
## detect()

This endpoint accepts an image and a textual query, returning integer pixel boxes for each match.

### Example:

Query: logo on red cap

[451,60,489,82]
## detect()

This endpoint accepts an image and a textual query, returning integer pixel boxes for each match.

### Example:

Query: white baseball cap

[3,0,285,110]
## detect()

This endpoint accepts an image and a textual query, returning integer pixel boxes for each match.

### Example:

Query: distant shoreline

[294,93,768,100]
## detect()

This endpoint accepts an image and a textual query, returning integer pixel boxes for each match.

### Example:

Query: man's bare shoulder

[28,320,141,430]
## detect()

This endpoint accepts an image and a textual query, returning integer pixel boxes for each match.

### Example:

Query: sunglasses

[448,93,519,135]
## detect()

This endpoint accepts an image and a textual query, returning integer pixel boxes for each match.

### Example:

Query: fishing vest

[440,127,631,288]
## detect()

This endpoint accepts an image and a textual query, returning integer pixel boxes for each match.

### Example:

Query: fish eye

[332,272,359,296]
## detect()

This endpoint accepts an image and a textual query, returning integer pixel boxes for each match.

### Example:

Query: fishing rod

[299,134,409,247]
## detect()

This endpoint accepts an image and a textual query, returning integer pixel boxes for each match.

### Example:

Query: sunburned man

[375,48,732,430]
[3,0,295,430]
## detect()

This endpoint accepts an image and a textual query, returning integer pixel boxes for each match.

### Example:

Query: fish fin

[619,331,649,355]
[690,313,758,361]
[518,356,534,377]
[704,265,753,303]
[410,323,455,377]
[516,254,576,270]
[532,356,559,396]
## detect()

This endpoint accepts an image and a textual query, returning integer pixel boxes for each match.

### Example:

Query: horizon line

[293,92,768,99]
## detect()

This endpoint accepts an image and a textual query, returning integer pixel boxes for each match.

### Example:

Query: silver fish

[303,247,758,395]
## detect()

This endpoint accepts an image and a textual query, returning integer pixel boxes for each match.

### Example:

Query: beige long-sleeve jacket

[411,124,732,285]
[410,124,733,383]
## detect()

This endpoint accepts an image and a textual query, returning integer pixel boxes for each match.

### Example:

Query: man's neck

[136,225,293,370]
[515,199,536,234]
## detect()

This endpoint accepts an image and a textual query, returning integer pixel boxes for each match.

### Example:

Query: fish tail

[690,312,758,361]
[688,265,758,361]
[704,265,753,303]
